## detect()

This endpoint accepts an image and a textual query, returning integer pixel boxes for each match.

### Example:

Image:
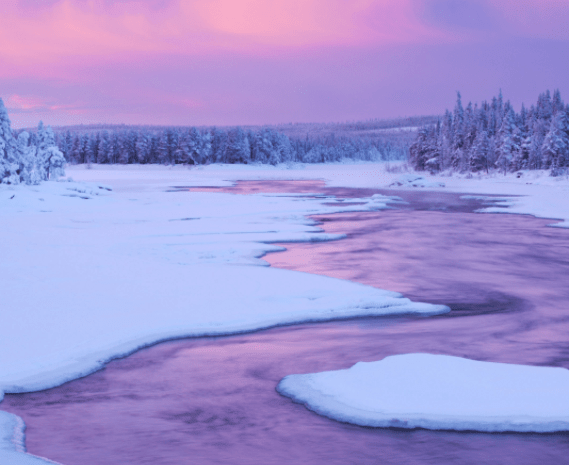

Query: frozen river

[3,181,569,464]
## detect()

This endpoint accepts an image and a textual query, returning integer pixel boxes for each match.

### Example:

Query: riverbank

[3,179,569,464]
[2,163,569,463]
[0,164,448,464]
[65,162,569,227]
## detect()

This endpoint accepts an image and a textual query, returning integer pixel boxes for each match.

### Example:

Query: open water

[3,181,569,464]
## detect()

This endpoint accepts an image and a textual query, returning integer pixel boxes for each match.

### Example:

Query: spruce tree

[496,109,520,174]
[470,129,490,173]
[542,110,569,172]
[0,98,19,184]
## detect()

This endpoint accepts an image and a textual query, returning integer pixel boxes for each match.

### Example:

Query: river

[3,181,569,464]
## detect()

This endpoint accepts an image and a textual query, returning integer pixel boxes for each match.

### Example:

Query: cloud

[0,0,445,70]
[5,95,51,111]
[5,94,89,121]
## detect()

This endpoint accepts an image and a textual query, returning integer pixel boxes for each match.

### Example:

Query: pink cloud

[5,93,89,120]
[0,0,445,73]
[192,0,443,48]
[5,94,50,111]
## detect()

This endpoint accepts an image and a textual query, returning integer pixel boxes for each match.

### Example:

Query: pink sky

[2,0,569,128]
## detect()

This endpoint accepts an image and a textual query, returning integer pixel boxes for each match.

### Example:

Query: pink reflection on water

[3,181,569,464]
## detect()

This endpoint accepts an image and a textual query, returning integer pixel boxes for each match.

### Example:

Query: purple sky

[2,0,569,128]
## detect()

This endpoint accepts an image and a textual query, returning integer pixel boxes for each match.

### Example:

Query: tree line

[0,98,65,185]
[51,125,406,166]
[410,90,569,175]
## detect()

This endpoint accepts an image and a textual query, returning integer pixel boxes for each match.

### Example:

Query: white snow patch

[278,353,569,433]
[388,174,446,188]
[0,411,61,464]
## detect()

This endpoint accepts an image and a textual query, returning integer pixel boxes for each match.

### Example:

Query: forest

[48,121,417,167]
[7,88,568,186]
[409,90,569,175]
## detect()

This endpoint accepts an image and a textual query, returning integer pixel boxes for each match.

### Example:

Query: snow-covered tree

[36,122,65,180]
[15,132,43,185]
[135,131,150,164]
[224,127,251,164]
[495,109,520,174]
[98,131,111,164]
[410,89,566,175]
[542,110,569,171]
[159,129,178,164]
[470,129,490,172]
[0,98,19,184]
[410,126,439,171]
[0,102,66,184]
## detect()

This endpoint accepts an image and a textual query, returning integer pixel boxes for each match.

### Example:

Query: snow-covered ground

[2,162,568,463]
[66,162,569,227]
[0,164,450,464]
[277,353,569,433]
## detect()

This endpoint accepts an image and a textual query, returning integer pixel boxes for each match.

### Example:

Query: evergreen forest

[49,121,414,167]
[410,90,569,175]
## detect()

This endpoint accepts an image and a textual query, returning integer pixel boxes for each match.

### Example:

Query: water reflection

[3,181,569,465]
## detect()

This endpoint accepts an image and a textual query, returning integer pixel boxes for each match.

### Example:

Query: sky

[2,0,569,128]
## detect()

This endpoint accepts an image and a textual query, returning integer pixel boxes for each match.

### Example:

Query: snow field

[0,169,447,464]
[2,162,568,463]
[67,163,569,228]
[277,353,569,433]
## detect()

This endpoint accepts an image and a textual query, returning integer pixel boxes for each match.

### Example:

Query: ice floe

[278,353,569,433]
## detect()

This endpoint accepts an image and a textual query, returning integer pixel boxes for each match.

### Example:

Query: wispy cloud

[5,94,50,111]
[0,0,445,69]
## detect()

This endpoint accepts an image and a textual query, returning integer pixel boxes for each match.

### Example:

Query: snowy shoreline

[66,162,569,227]
[0,164,448,464]
[2,162,568,463]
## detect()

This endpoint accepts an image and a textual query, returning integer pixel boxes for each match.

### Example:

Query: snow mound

[277,353,569,433]
[389,174,445,188]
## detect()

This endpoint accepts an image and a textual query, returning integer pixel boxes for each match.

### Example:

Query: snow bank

[278,353,569,433]
[388,173,445,188]
[4,162,565,462]
[0,412,60,464]
[0,170,447,464]
[67,163,569,228]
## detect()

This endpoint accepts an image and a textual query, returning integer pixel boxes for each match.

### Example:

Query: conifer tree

[542,110,569,172]
[495,109,520,174]
[410,89,566,175]
[0,98,19,184]
[36,122,65,179]
[98,131,111,164]
[470,129,490,172]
